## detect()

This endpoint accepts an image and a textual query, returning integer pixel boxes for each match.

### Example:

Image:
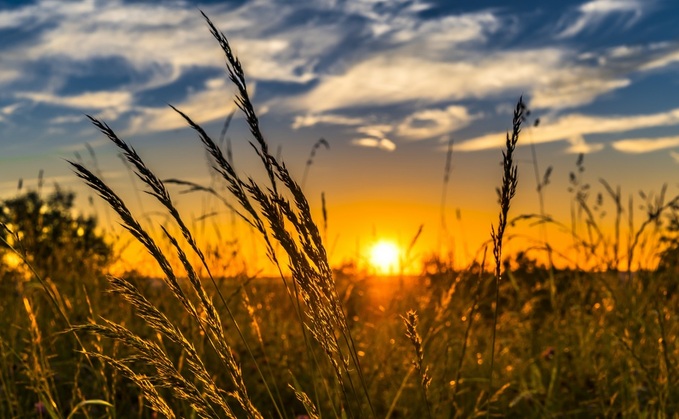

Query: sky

[2,0,679,274]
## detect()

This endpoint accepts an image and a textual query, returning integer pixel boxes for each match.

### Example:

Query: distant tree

[659,210,679,273]
[0,188,111,283]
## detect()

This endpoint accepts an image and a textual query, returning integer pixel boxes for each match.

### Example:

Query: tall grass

[66,11,374,418]
[0,10,678,419]
[487,97,524,416]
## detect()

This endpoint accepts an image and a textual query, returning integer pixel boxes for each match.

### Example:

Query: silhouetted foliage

[0,188,111,282]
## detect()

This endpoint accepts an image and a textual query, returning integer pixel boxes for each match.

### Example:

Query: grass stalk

[402,310,433,419]
[487,96,525,415]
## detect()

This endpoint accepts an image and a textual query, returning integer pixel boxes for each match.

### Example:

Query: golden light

[369,240,400,274]
[3,252,21,269]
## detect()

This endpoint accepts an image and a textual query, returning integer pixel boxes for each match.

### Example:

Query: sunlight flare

[369,240,400,274]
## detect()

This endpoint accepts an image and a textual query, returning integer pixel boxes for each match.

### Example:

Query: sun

[369,240,400,274]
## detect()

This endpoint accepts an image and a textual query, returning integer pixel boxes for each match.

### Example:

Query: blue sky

[2,0,679,268]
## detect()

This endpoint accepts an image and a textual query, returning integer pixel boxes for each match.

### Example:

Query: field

[1,13,679,419]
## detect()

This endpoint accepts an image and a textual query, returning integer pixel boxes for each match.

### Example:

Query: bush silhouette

[0,188,111,283]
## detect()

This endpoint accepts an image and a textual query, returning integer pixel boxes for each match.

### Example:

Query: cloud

[352,124,396,151]
[288,47,635,113]
[50,115,86,125]
[638,47,679,71]
[556,0,645,39]
[356,124,393,139]
[339,0,498,48]
[14,75,238,134]
[0,103,22,123]
[291,113,366,129]
[457,107,679,151]
[563,134,605,154]
[5,0,327,87]
[396,105,477,140]
[530,76,630,109]
[18,91,133,112]
[127,84,238,134]
[1,0,345,132]
[351,137,396,152]
[3,0,679,140]
[670,151,679,163]
[612,135,679,153]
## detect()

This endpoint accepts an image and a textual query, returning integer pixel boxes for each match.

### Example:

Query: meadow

[1,12,678,418]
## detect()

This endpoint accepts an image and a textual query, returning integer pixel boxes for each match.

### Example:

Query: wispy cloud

[612,135,679,153]
[564,134,605,154]
[287,47,638,113]
[352,137,396,152]
[18,91,133,112]
[291,113,367,129]
[5,1,325,86]
[396,105,478,140]
[457,107,679,151]
[50,115,87,125]
[0,103,22,124]
[127,79,238,134]
[339,0,498,48]
[352,124,396,151]
[1,0,340,130]
[556,0,645,39]
[2,0,679,146]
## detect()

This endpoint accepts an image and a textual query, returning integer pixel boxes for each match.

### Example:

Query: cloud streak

[457,107,679,152]
[352,124,396,151]
[291,113,367,129]
[556,0,645,39]
[612,135,679,153]
[396,105,477,140]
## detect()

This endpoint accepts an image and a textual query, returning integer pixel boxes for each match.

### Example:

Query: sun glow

[369,240,400,274]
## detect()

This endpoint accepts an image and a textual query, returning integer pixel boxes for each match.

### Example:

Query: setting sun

[369,240,400,274]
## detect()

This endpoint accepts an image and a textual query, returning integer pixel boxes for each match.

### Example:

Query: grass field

[1,12,678,418]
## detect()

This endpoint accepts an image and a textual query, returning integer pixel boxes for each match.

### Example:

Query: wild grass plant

[0,10,678,419]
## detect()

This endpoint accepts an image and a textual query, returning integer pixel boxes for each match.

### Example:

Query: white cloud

[639,48,679,71]
[16,90,134,122]
[1,103,21,116]
[11,0,336,87]
[351,137,396,151]
[356,124,393,139]
[352,124,396,151]
[564,134,605,154]
[399,13,499,48]
[530,76,630,109]
[50,115,86,125]
[612,135,679,153]
[556,0,644,39]
[396,105,477,140]
[0,0,343,113]
[457,107,679,151]
[291,113,366,129]
[3,0,679,137]
[288,48,632,113]
[127,85,238,134]
[338,0,498,50]
[18,91,133,111]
